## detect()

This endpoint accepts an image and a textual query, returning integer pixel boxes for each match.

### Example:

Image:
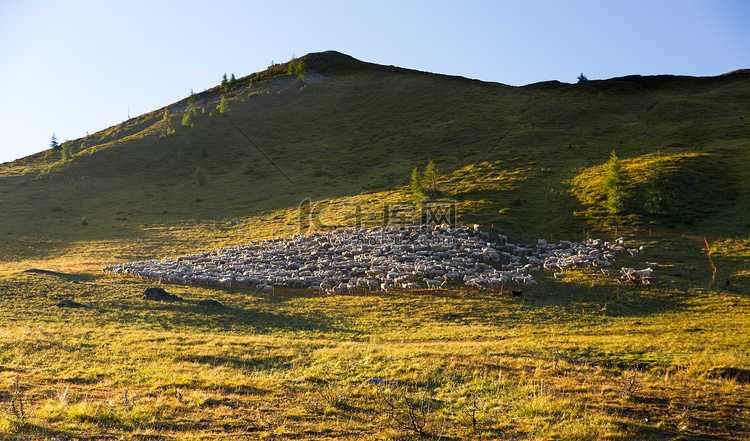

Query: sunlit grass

[0,233,748,439]
[1,53,749,439]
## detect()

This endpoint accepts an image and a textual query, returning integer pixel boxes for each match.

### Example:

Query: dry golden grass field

[1,52,749,440]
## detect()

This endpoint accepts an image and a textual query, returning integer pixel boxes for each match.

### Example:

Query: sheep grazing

[103,226,648,292]
[616,265,659,286]
[621,267,653,279]
[424,278,446,290]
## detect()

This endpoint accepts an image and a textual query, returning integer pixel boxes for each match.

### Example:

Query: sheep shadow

[103,292,367,337]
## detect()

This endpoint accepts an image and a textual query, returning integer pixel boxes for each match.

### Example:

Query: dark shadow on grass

[560,353,666,370]
[101,296,368,337]
[174,352,296,372]
[610,419,738,441]
[0,422,78,441]
[445,278,698,323]
[20,269,100,285]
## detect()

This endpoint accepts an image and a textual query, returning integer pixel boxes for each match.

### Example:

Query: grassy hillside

[1,51,749,440]
[1,51,749,267]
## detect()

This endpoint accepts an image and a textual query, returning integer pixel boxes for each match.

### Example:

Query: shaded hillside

[1,51,749,263]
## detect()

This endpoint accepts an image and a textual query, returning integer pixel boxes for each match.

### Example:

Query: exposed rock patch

[57,299,85,308]
[143,287,182,301]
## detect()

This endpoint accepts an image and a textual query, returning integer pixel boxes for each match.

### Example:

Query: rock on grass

[143,287,183,301]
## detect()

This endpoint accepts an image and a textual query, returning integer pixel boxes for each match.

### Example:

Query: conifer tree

[61,142,73,161]
[217,95,230,114]
[182,89,197,127]
[423,160,440,198]
[221,73,229,92]
[410,167,425,199]
[645,159,673,217]
[601,150,626,215]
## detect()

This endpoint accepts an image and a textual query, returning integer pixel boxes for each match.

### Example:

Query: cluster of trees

[218,74,233,114]
[50,133,74,160]
[287,58,306,77]
[183,72,235,127]
[220,72,237,93]
[411,160,441,199]
[601,150,674,222]
[182,90,198,127]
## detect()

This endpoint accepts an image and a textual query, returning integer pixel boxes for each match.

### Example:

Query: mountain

[1,51,748,265]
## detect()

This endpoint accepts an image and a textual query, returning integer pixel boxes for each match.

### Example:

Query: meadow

[1,231,749,440]
[1,52,749,439]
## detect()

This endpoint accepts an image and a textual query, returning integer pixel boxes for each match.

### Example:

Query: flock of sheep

[103,224,652,293]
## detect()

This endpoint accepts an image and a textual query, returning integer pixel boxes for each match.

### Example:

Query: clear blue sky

[1,0,747,164]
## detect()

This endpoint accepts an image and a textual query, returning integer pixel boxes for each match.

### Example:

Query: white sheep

[424,278,446,290]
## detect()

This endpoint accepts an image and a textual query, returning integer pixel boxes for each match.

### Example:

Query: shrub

[620,369,643,399]
[181,111,193,127]
[3,377,27,428]
[292,75,306,91]
[376,383,439,439]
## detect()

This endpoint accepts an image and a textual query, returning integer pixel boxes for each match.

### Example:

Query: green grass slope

[1,52,749,440]
[0,51,749,265]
